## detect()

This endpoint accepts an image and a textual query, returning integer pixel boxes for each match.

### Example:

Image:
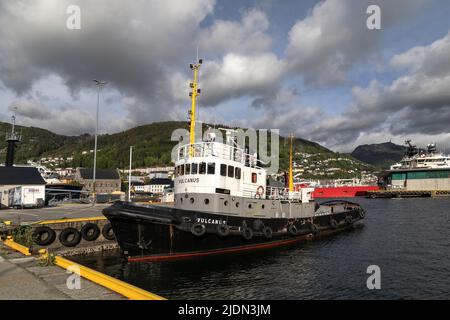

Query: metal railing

[177,142,263,169]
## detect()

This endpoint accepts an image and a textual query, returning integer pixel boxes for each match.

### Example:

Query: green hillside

[0,121,373,178]
[0,122,78,164]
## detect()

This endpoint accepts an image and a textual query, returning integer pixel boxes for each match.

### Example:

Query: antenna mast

[289,133,294,192]
[188,56,202,157]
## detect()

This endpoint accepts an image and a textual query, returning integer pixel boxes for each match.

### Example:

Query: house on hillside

[0,166,46,209]
[74,168,121,194]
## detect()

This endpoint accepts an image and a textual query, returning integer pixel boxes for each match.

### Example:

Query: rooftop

[0,166,46,185]
[78,168,120,180]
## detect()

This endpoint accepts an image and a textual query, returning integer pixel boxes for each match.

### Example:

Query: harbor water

[72,198,450,299]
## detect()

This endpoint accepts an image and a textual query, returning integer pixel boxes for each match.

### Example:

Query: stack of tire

[33,223,115,248]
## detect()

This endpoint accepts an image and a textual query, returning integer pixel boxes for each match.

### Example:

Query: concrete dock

[367,189,450,198]
[0,241,125,300]
[0,203,108,224]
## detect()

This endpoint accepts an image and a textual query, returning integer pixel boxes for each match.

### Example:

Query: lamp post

[92,79,107,203]
[128,146,133,202]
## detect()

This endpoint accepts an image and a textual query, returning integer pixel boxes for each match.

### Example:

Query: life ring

[330,219,338,229]
[345,215,353,224]
[310,223,319,234]
[359,210,365,219]
[288,224,298,236]
[191,222,206,237]
[102,224,116,240]
[241,227,253,240]
[59,228,81,247]
[33,226,56,246]
[256,186,265,197]
[216,224,230,237]
[80,223,100,241]
[262,226,273,239]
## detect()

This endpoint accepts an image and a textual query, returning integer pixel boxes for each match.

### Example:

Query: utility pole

[128,146,133,202]
[92,79,107,203]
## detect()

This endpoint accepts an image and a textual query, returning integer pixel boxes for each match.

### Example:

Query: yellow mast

[189,59,202,157]
[289,134,294,192]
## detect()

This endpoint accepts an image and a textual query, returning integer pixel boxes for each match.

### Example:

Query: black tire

[216,224,230,237]
[359,210,366,219]
[33,226,56,246]
[330,219,338,229]
[310,223,319,234]
[191,223,206,237]
[345,215,353,224]
[102,224,116,240]
[59,228,81,247]
[252,219,264,231]
[242,227,253,240]
[262,226,273,239]
[80,223,100,241]
[288,224,298,236]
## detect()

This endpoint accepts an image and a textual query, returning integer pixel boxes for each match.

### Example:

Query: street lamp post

[92,79,107,203]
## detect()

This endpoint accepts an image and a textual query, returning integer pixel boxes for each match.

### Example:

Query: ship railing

[177,142,263,169]
[265,186,302,201]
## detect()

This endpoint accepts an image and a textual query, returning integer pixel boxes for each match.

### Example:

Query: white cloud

[198,9,272,55]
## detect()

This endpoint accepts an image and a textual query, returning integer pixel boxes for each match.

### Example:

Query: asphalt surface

[0,203,109,224]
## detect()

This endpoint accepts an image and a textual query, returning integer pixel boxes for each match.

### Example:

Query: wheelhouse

[174,141,267,199]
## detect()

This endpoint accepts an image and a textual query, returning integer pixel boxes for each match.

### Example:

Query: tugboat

[103,59,366,262]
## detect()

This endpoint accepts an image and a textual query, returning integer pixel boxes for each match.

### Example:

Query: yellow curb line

[2,224,166,300]
[52,254,166,300]
[1,236,32,256]
[33,216,107,225]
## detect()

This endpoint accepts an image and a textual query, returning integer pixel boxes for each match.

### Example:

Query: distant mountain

[1,121,374,178]
[351,142,406,168]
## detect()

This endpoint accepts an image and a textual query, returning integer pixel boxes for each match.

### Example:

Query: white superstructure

[390,143,450,170]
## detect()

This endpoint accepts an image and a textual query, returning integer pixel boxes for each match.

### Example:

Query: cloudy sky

[1,0,450,152]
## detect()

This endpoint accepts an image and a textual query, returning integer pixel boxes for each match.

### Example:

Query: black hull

[103,201,365,262]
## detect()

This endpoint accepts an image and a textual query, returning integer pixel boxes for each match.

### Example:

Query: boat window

[228,166,234,178]
[220,164,227,176]
[207,163,215,175]
[185,163,191,175]
[251,172,257,183]
[180,164,185,175]
[191,163,198,174]
[199,162,206,174]
[235,167,241,179]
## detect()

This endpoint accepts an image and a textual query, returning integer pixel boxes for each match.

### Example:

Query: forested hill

[1,121,373,177]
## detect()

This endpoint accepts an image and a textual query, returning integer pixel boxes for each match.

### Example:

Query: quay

[0,203,108,224]
[367,189,450,198]
[0,241,125,300]
[0,203,166,300]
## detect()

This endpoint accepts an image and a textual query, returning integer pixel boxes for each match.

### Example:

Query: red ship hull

[313,186,379,198]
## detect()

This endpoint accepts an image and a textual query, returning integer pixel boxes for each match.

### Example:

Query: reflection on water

[72,198,450,299]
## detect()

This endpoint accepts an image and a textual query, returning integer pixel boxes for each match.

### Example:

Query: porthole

[184,194,189,199]
[180,197,183,204]
[204,198,210,205]
[224,200,228,206]
[190,198,195,204]
[248,204,252,209]
[236,202,240,208]
[262,204,265,209]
